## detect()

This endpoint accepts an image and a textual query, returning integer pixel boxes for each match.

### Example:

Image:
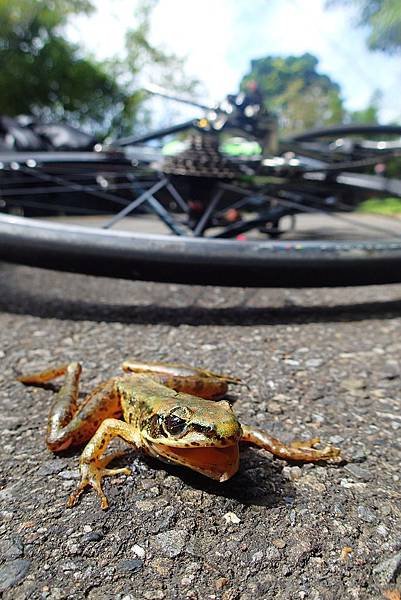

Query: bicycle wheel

[1,147,401,287]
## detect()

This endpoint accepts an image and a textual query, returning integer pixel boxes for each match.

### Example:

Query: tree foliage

[240,53,346,136]
[0,0,128,134]
[0,0,198,136]
[327,0,401,53]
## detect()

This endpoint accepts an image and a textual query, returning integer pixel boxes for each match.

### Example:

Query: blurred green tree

[0,0,126,134]
[327,0,401,53]
[0,0,198,136]
[240,53,346,136]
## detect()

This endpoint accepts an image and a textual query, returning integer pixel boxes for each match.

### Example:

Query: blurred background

[1,0,400,139]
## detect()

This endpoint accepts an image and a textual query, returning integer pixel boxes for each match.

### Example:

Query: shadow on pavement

[1,285,401,326]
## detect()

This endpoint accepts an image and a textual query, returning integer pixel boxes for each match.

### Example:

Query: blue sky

[67,0,401,123]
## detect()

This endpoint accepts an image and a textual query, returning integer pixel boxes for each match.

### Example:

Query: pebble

[344,464,371,481]
[341,378,366,391]
[143,591,164,600]
[377,524,389,538]
[0,536,24,560]
[82,531,104,543]
[282,466,303,481]
[251,551,263,564]
[215,577,228,590]
[58,469,80,480]
[305,358,324,368]
[349,447,367,463]
[0,559,31,592]
[151,528,188,558]
[272,538,286,549]
[37,460,66,476]
[329,435,344,445]
[115,559,143,573]
[223,512,241,524]
[132,544,146,559]
[357,505,377,523]
[266,401,283,415]
[373,551,401,585]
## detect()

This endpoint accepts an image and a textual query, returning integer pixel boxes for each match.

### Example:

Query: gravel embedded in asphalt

[0,263,401,599]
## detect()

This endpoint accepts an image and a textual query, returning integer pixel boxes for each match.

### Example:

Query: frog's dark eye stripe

[164,414,187,436]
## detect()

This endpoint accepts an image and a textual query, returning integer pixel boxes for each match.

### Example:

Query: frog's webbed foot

[68,418,139,510]
[241,426,341,463]
[68,452,131,510]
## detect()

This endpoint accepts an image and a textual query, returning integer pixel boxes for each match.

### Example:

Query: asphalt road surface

[1,262,401,600]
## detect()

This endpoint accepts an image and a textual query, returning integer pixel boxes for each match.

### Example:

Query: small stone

[201,344,217,351]
[251,551,263,563]
[329,435,344,445]
[341,378,366,391]
[58,469,80,480]
[215,577,228,590]
[265,546,281,561]
[66,540,80,555]
[349,447,367,463]
[37,460,66,476]
[143,592,164,600]
[305,358,324,368]
[132,544,146,559]
[0,536,24,560]
[272,538,286,549]
[116,559,143,573]
[284,359,300,367]
[223,512,241,524]
[373,551,401,585]
[82,531,103,543]
[283,466,302,481]
[377,524,389,538]
[344,464,371,481]
[266,401,283,415]
[151,528,188,558]
[357,505,376,523]
[0,559,30,592]
[312,413,325,424]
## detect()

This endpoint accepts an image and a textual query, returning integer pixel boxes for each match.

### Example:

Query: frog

[18,360,341,509]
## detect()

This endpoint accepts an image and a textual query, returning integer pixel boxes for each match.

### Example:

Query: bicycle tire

[1,213,401,287]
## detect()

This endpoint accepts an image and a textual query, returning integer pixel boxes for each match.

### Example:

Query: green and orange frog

[18,360,341,509]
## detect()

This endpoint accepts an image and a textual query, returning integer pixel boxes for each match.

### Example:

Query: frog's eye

[163,413,188,436]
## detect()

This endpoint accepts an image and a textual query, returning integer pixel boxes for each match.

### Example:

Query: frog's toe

[290,437,321,449]
[67,460,131,510]
[318,445,341,462]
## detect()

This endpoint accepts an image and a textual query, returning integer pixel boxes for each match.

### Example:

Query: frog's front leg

[241,425,341,462]
[18,362,122,452]
[68,418,139,510]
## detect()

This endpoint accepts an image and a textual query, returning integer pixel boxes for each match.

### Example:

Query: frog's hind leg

[17,364,70,386]
[67,418,139,510]
[122,360,241,400]
[240,425,341,462]
[19,362,122,452]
